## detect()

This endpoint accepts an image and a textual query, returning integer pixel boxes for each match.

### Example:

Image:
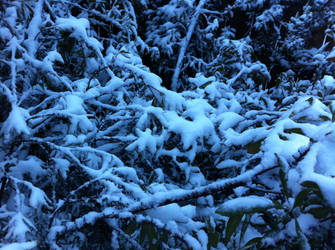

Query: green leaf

[247,139,263,154]
[306,97,314,105]
[205,217,215,234]
[306,196,324,207]
[139,223,157,245]
[319,115,331,121]
[280,168,289,198]
[139,224,145,244]
[283,128,304,135]
[244,236,263,247]
[200,81,213,89]
[239,215,250,245]
[161,231,168,243]
[293,188,312,209]
[276,154,289,198]
[225,214,243,245]
[146,224,157,245]
[279,134,289,141]
[295,218,311,249]
[301,181,321,191]
[208,231,220,248]
[125,221,137,236]
[297,116,308,122]
[306,206,331,219]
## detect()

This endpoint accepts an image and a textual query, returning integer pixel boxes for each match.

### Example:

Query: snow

[290,97,331,124]
[4,212,33,242]
[217,159,243,169]
[321,75,335,90]
[0,27,12,41]
[255,4,283,31]
[53,158,70,178]
[241,226,262,246]
[262,123,310,166]
[73,78,89,92]
[101,77,124,93]
[315,0,329,5]
[287,169,300,195]
[160,1,186,18]
[314,141,335,176]
[1,106,30,140]
[228,98,242,113]
[4,1,335,249]
[224,127,267,147]
[64,95,86,115]
[56,17,90,41]
[29,184,49,208]
[188,167,206,186]
[197,230,208,248]
[0,241,36,250]
[9,157,45,182]
[297,214,318,235]
[166,108,217,151]
[43,50,64,65]
[326,48,335,61]
[147,203,190,224]
[121,63,162,88]
[4,7,17,28]
[162,90,186,111]
[303,173,335,209]
[126,128,163,154]
[64,134,86,145]
[184,234,202,250]
[86,37,103,51]
[189,73,215,88]
[217,112,244,131]
[114,167,140,183]
[233,186,248,196]
[286,213,318,237]
[26,0,44,56]
[219,196,274,214]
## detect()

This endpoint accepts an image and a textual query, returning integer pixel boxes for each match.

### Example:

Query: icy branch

[171,0,208,91]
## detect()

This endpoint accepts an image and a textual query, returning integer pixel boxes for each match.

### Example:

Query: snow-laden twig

[128,163,270,213]
[48,163,274,242]
[26,0,44,56]
[171,0,208,91]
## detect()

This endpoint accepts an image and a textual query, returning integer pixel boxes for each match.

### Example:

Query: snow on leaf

[1,105,30,140]
[63,95,86,115]
[4,213,34,242]
[0,241,37,250]
[9,157,45,182]
[303,173,335,209]
[56,17,90,41]
[189,73,215,88]
[126,128,163,154]
[217,196,274,216]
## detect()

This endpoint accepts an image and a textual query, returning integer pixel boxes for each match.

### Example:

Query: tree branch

[171,0,208,91]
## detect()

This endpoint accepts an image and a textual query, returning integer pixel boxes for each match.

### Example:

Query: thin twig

[171,0,208,90]
[0,176,8,207]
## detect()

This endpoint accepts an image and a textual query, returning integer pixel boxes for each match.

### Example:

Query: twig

[171,0,208,91]
[0,176,8,207]
[320,215,335,223]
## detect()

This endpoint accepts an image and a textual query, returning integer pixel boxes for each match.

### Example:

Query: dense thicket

[1,0,335,249]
